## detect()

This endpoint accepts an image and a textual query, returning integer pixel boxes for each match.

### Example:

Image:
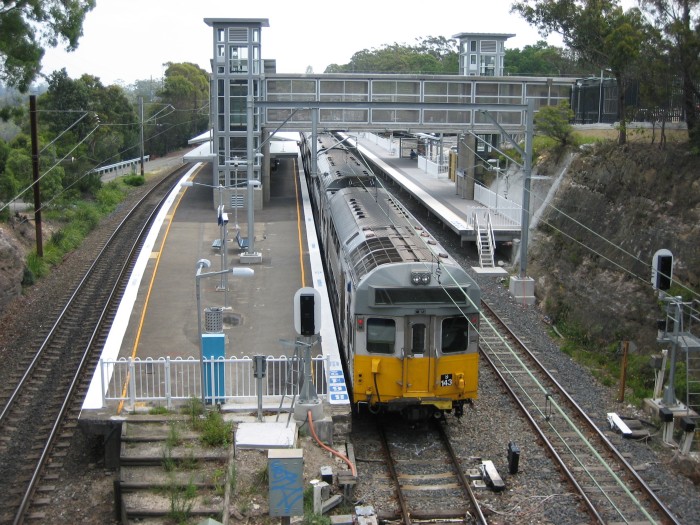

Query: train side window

[441,317,469,353]
[366,318,396,354]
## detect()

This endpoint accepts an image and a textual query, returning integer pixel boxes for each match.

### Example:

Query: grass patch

[197,410,233,447]
[166,422,182,448]
[183,397,204,425]
[166,476,197,525]
[555,318,657,405]
[18,178,134,291]
[149,405,170,415]
[162,445,176,472]
[302,485,332,525]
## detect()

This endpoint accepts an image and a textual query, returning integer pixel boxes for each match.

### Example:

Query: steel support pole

[196,263,206,407]
[519,98,534,278]
[246,95,255,255]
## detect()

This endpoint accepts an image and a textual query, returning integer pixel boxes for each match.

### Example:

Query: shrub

[96,181,126,209]
[199,410,233,447]
[123,174,145,187]
[26,251,49,279]
[534,100,575,147]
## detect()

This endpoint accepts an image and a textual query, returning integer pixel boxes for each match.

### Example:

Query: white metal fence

[99,355,329,409]
[473,184,521,227]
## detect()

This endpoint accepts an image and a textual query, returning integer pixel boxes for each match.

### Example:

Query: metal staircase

[474,211,496,269]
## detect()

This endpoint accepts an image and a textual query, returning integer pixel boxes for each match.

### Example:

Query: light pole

[183,179,260,308]
[195,259,254,406]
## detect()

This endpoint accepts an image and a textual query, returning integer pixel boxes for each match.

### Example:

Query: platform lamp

[195,259,254,407]
[183,179,260,309]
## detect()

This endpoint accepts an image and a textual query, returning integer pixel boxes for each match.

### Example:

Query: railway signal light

[652,249,673,291]
[294,287,321,336]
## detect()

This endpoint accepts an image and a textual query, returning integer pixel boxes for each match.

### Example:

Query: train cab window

[366,318,396,354]
[411,323,426,355]
[441,317,469,353]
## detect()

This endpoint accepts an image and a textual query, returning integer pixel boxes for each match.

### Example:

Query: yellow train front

[349,262,480,420]
[299,131,480,421]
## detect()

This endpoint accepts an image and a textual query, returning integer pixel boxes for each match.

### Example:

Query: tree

[147,62,209,156]
[0,0,96,92]
[325,36,458,74]
[504,40,592,76]
[512,0,651,145]
[639,1,700,148]
[534,100,575,146]
[39,69,139,195]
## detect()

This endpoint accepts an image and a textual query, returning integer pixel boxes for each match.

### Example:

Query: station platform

[79,151,349,455]
[78,129,527,453]
[351,133,514,275]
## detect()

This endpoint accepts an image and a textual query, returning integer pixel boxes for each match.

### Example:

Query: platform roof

[204,18,269,27]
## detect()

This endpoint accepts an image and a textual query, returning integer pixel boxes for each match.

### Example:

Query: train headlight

[411,271,431,285]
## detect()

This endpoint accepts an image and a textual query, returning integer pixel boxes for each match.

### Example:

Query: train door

[404,316,433,394]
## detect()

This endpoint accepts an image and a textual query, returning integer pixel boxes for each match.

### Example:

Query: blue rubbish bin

[201,333,225,404]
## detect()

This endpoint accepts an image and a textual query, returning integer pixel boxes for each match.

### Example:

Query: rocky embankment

[528,141,700,350]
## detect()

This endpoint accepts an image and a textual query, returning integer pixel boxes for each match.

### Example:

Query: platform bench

[235,231,249,250]
[211,238,222,250]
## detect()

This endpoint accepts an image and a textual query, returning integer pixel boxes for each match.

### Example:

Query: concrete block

[509,276,536,305]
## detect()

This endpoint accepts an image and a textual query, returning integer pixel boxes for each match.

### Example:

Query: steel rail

[10,167,188,524]
[433,419,488,525]
[377,423,413,525]
[480,300,681,525]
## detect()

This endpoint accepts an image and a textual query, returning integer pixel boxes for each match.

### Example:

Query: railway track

[0,165,190,525]
[352,414,486,524]
[479,301,681,525]
[364,148,689,524]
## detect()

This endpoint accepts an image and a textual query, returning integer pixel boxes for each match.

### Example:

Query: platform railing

[473,184,521,227]
[90,156,150,176]
[99,355,329,409]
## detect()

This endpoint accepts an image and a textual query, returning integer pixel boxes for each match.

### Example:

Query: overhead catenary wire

[3,112,206,217]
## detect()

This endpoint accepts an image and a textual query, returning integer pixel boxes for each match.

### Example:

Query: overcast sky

[38,0,572,86]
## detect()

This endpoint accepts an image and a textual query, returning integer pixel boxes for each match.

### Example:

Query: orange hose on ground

[308,410,357,477]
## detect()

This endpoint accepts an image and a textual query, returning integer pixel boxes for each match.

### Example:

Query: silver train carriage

[300,132,480,420]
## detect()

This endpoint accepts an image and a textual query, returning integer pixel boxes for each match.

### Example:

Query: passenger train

[299,132,480,420]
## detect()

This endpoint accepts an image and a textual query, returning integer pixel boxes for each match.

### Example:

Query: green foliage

[122,174,145,187]
[162,445,176,472]
[302,486,332,525]
[512,0,652,145]
[166,422,182,448]
[198,410,233,447]
[325,36,458,74]
[0,1,96,91]
[21,266,35,286]
[39,69,140,192]
[167,477,197,524]
[147,62,209,156]
[212,467,226,496]
[639,0,700,148]
[95,181,126,210]
[534,101,575,147]
[504,40,590,76]
[555,315,656,405]
[47,226,82,253]
[26,250,49,278]
[183,397,204,424]
[15,180,130,291]
[148,405,170,415]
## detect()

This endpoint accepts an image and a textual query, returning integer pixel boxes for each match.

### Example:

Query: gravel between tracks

[0,165,698,524]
